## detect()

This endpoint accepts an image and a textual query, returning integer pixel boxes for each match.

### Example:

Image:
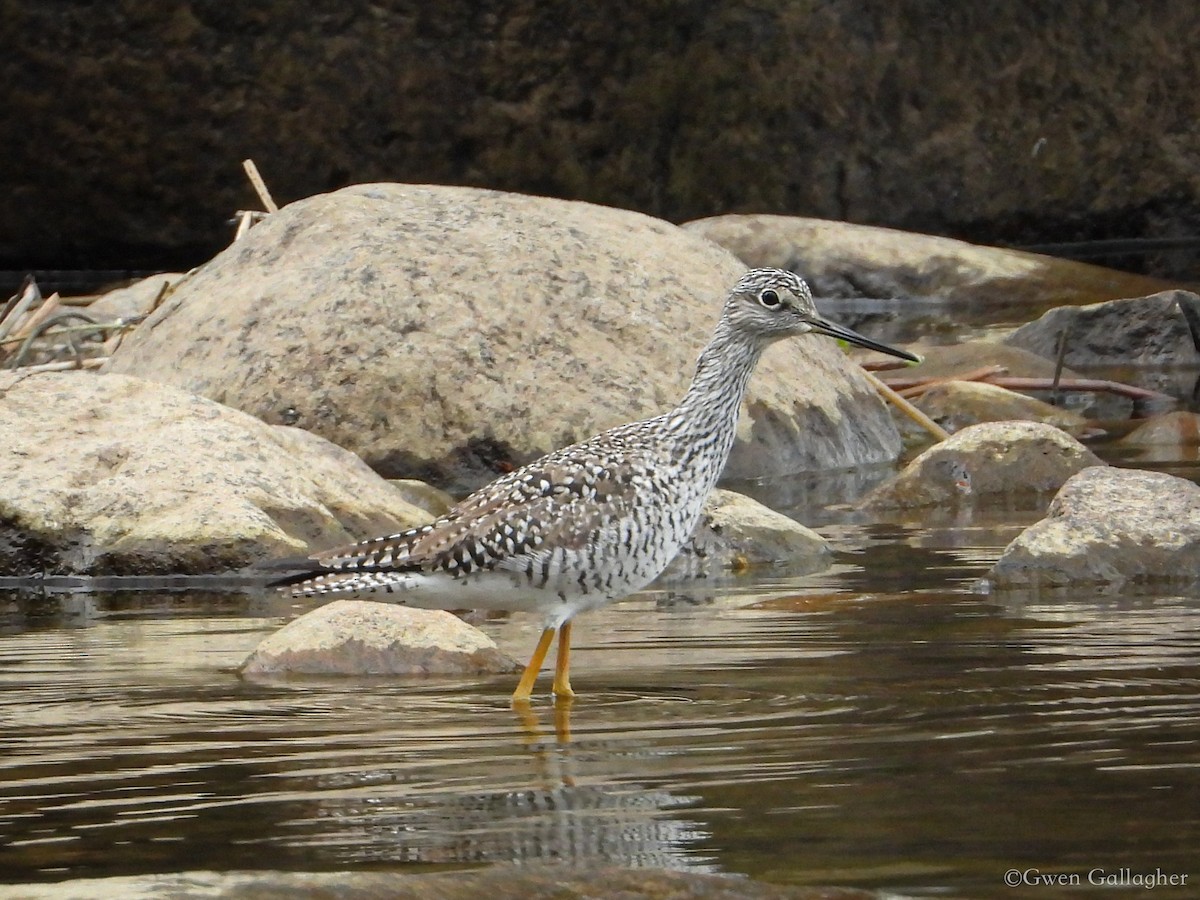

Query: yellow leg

[553,620,575,699]
[512,626,556,703]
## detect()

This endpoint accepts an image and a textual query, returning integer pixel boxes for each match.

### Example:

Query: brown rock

[664,489,830,578]
[1121,411,1200,446]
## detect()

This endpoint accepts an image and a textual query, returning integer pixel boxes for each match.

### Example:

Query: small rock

[241,600,518,676]
[913,380,1087,434]
[1120,411,1200,446]
[861,421,1104,510]
[664,489,830,578]
[1004,290,1200,367]
[990,467,1200,589]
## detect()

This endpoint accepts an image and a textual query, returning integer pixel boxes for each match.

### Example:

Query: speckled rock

[241,600,518,677]
[664,489,830,578]
[861,421,1104,510]
[105,184,904,491]
[0,371,431,575]
[990,466,1200,589]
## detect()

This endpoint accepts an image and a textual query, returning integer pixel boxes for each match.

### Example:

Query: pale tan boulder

[106,184,905,490]
[684,215,1176,307]
[0,371,430,575]
[241,600,517,676]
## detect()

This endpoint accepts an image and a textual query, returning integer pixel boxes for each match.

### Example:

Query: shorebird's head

[724,267,919,362]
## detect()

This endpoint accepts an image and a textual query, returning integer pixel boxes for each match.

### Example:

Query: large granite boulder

[6,4,1200,280]
[0,371,431,575]
[105,184,905,490]
[990,467,1200,590]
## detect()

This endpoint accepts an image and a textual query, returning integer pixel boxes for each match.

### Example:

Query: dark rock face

[1004,291,1200,367]
[5,3,1200,273]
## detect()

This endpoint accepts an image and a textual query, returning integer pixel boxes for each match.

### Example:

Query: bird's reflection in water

[513,696,574,748]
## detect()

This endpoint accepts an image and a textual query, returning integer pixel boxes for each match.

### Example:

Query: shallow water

[3,506,1198,898]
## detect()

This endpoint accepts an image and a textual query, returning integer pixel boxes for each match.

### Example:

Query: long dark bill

[808,315,920,363]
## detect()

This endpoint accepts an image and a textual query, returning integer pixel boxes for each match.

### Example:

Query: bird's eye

[759,289,781,308]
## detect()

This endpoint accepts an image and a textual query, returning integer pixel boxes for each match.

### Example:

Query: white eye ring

[759,289,781,308]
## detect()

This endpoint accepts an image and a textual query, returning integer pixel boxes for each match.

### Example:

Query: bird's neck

[668,319,764,478]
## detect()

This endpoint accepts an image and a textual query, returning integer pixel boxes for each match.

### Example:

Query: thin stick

[242,159,279,213]
[894,365,1008,398]
[233,210,255,241]
[860,367,951,441]
[0,280,42,342]
[10,292,62,341]
[882,373,1173,403]
[1051,328,1069,406]
[9,357,106,374]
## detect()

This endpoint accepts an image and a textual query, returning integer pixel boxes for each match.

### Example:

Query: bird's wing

[306,451,649,579]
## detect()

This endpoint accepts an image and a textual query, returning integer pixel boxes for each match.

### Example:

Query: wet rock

[105,184,904,490]
[664,489,830,579]
[990,467,1200,589]
[13,863,875,899]
[1120,411,1200,446]
[913,380,1088,435]
[0,371,431,576]
[1003,290,1200,367]
[241,600,517,677]
[683,216,1177,307]
[861,421,1104,510]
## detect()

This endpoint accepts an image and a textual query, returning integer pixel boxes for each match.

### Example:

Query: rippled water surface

[3,510,1199,898]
